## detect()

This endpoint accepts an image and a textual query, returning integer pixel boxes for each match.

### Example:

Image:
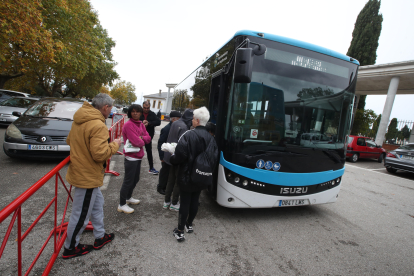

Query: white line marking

[101,161,116,190]
[345,163,414,182]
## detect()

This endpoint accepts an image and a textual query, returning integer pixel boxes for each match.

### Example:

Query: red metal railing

[105,113,126,176]
[0,156,93,276]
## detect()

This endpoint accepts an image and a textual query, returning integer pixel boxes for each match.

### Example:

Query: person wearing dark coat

[157,109,161,119]
[170,107,218,242]
[140,101,161,174]
[156,110,182,195]
[162,108,193,211]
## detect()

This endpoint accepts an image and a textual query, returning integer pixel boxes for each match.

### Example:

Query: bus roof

[234,30,360,65]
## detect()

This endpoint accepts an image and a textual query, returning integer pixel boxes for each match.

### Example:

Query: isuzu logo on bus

[280,187,308,194]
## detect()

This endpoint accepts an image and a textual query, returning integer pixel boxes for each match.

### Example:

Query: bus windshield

[225,43,358,154]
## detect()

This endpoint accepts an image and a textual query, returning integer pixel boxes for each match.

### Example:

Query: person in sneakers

[140,101,161,174]
[170,107,218,242]
[118,104,151,214]
[62,93,120,259]
[162,108,193,211]
[156,110,182,195]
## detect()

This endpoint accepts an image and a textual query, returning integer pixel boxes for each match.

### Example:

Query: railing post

[17,207,22,276]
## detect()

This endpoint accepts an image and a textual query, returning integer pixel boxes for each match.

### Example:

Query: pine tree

[385,118,398,141]
[347,0,383,110]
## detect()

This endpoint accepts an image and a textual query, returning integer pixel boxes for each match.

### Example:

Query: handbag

[124,139,141,153]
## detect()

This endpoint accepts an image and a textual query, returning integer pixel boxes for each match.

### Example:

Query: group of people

[62,93,218,259]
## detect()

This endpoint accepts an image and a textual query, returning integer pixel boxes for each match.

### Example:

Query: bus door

[209,70,227,197]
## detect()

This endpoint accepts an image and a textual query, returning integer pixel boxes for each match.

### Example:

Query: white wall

[143,97,166,113]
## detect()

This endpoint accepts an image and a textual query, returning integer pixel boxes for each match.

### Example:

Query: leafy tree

[351,109,377,136]
[296,87,334,100]
[1,0,118,98]
[172,89,190,112]
[369,114,381,137]
[401,125,411,139]
[347,0,383,110]
[385,118,398,140]
[111,81,136,105]
[99,86,111,95]
[0,0,63,88]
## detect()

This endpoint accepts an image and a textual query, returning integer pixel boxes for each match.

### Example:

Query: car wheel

[378,153,385,163]
[351,153,359,163]
[386,167,397,173]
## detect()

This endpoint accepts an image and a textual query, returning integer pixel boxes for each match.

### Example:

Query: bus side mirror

[234,48,253,83]
[12,111,21,117]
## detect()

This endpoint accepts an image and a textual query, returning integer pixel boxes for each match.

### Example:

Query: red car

[346,135,387,163]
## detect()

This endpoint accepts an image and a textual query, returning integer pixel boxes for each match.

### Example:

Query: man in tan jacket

[63,93,121,259]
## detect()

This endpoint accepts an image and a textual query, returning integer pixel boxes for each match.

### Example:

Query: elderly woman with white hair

[169,106,218,242]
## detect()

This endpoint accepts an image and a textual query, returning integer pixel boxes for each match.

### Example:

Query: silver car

[384,143,414,174]
[0,97,39,125]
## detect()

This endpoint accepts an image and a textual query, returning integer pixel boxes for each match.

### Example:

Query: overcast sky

[90,0,414,121]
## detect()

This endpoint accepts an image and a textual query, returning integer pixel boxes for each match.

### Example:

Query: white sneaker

[126,197,140,205]
[118,204,134,214]
[169,203,180,211]
[163,201,171,209]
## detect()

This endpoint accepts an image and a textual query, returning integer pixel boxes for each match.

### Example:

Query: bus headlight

[242,180,248,186]
[6,124,22,139]
[234,177,240,183]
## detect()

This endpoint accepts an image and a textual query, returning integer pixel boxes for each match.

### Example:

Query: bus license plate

[0,118,6,122]
[28,145,57,151]
[279,199,308,207]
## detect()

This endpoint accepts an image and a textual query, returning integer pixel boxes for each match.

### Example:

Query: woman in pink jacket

[118,104,151,214]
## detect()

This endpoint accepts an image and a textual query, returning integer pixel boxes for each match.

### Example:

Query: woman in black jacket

[170,107,218,242]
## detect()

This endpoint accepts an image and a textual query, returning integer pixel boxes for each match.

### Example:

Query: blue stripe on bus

[220,152,345,187]
[233,30,360,65]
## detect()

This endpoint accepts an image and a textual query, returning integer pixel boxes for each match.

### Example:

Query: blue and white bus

[172,30,359,208]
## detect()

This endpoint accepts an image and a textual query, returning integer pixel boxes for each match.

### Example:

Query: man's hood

[180,108,193,128]
[73,102,105,124]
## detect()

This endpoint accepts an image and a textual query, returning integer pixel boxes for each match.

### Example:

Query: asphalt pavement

[0,121,413,276]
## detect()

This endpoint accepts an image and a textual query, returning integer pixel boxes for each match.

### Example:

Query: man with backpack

[169,107,218,242]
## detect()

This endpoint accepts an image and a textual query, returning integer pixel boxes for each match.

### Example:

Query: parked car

[0,89,31,102]
[346,135,386,163]
[0,97,39,126]
[3,98,83,159]
[109,106,118,118]
[161,112,170,121]
[384,143,414,174]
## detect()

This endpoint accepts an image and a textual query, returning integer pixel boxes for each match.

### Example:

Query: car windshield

[399,144,414,150]
[0,98,37,108]
[25,100,83,120]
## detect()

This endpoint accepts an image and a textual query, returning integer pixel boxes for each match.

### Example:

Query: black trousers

[178,190,201,231]
[144,139,154,169]
[158,162,170,190]
[119,159,142,205]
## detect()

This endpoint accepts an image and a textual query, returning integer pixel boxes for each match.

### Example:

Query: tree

[401,125,411,140]
[0,0,63,88]
[369,114,381,137]
[1,0,118,98]
[347,0,383,110]
[351,109,377,136]
[385,118,398,141]
[110,81,136,105]
[296,87,334,100]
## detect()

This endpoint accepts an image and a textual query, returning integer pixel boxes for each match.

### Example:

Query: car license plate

[279,199,309,207]
[401,155,414,160]
[0,118,6,122]
[28,145,57,151]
